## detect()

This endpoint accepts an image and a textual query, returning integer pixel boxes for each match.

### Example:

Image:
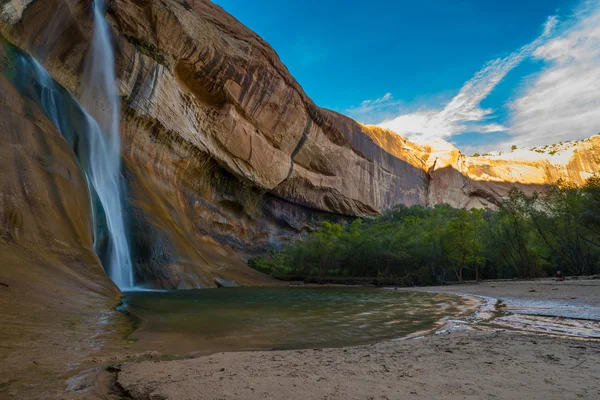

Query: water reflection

[123,287,466,355]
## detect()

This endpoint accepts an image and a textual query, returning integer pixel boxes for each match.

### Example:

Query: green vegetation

[251,177,600,285]
[511,145,518,151]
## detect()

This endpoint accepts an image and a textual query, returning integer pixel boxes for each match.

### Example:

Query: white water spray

[6,1,134,289]
[79,0,134,289]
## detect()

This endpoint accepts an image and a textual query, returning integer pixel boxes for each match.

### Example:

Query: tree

[528,185,596,275]
[312,221,343,274]
[511,145,518,151]
[446,210,476,282]
[580,176,600,248]
[249,184,600,284]
[489,189,544,278]
[469,209,486,281]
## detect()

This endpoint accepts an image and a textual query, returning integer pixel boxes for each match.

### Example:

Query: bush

[248,178,600,284]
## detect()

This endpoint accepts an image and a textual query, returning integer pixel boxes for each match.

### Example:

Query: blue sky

[213,0,600,153]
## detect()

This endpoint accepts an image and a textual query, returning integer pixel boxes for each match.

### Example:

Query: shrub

[249,179,600,284]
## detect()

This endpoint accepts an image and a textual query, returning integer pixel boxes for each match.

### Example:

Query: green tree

[249,184,600,284]
[470,209,486,281]
[528,185,596,275]
[484,189,544,278]
[446,210,476,282]
[580,176,600,249]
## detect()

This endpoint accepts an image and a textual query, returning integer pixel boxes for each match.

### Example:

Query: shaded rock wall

[0,39,120,324]
[0,0,427,288]
[0,54,124,389]
[108,0,429,216]
[1,0,599,288]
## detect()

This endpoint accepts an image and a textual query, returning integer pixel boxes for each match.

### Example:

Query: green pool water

[122,287,467,355]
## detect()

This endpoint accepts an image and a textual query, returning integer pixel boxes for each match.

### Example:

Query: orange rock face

[0,40,119,297]
[1,0,599,288]
[421,137,600,208]
[0,40,126,391]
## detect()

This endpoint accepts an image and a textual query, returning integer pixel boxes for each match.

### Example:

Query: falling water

[78,0,134,289]
[3,0,135,289]
[7,54,134,289]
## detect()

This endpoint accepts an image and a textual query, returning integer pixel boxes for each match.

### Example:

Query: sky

[213,0,600,154]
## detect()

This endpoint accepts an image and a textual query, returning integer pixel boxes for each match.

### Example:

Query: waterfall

[3,0,135,290]
[12,56,134,290]
[78,0,134,290]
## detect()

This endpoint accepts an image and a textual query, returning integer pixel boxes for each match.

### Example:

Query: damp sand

[111,279,600,400]
[4,279,600,399]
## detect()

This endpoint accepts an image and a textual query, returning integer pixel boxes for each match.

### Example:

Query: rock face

[0,39,119,298]
[422,137,600,208]
[1,0,599,288]
[0,39,127,391]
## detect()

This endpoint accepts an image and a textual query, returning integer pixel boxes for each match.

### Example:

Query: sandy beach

[118,330,600,400]
[111,279,600,400]
[3,279,600,399]
[404,279,600,311]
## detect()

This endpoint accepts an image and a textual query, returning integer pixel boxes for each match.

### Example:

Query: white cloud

[376,16,558,143]
[345,92,401,124]
[508,2,600,147]
[361,92,392,106]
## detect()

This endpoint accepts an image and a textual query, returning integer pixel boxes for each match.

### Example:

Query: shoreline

[400,279,600,320]
[118,287,475,357]
[111,280,600,400]
[4,280,600,399]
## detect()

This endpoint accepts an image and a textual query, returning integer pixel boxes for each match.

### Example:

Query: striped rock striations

[0,0,599,289]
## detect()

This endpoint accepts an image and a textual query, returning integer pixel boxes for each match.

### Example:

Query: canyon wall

[0,40,120,298]
[423,136,600,208]
[1,0,599,289]
[0,42,122,387]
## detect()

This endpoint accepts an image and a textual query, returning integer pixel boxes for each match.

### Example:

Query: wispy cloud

[344,92,402,124]
[366,92,393,105]
[375,16,558,143]
[508,1,600,147]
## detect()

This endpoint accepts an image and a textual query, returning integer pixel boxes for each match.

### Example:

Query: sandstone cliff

[422,136,600,208]
[1,0,599,289]
[0,39,120,300]
[0,40,127,391]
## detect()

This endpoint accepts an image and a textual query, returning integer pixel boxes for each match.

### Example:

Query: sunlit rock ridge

[1,0,599,289]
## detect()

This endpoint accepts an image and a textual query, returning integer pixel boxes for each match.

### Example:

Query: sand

[112,279,600,400]
[118,331,600,400]
[403,278,600,308]
[3,279,600,399]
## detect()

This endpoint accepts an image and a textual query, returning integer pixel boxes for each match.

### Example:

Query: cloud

[345,92,402,124]
[375,16,558,143]
[362,92,393,106]
[507,1,600,147]
[345,1,600,152]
